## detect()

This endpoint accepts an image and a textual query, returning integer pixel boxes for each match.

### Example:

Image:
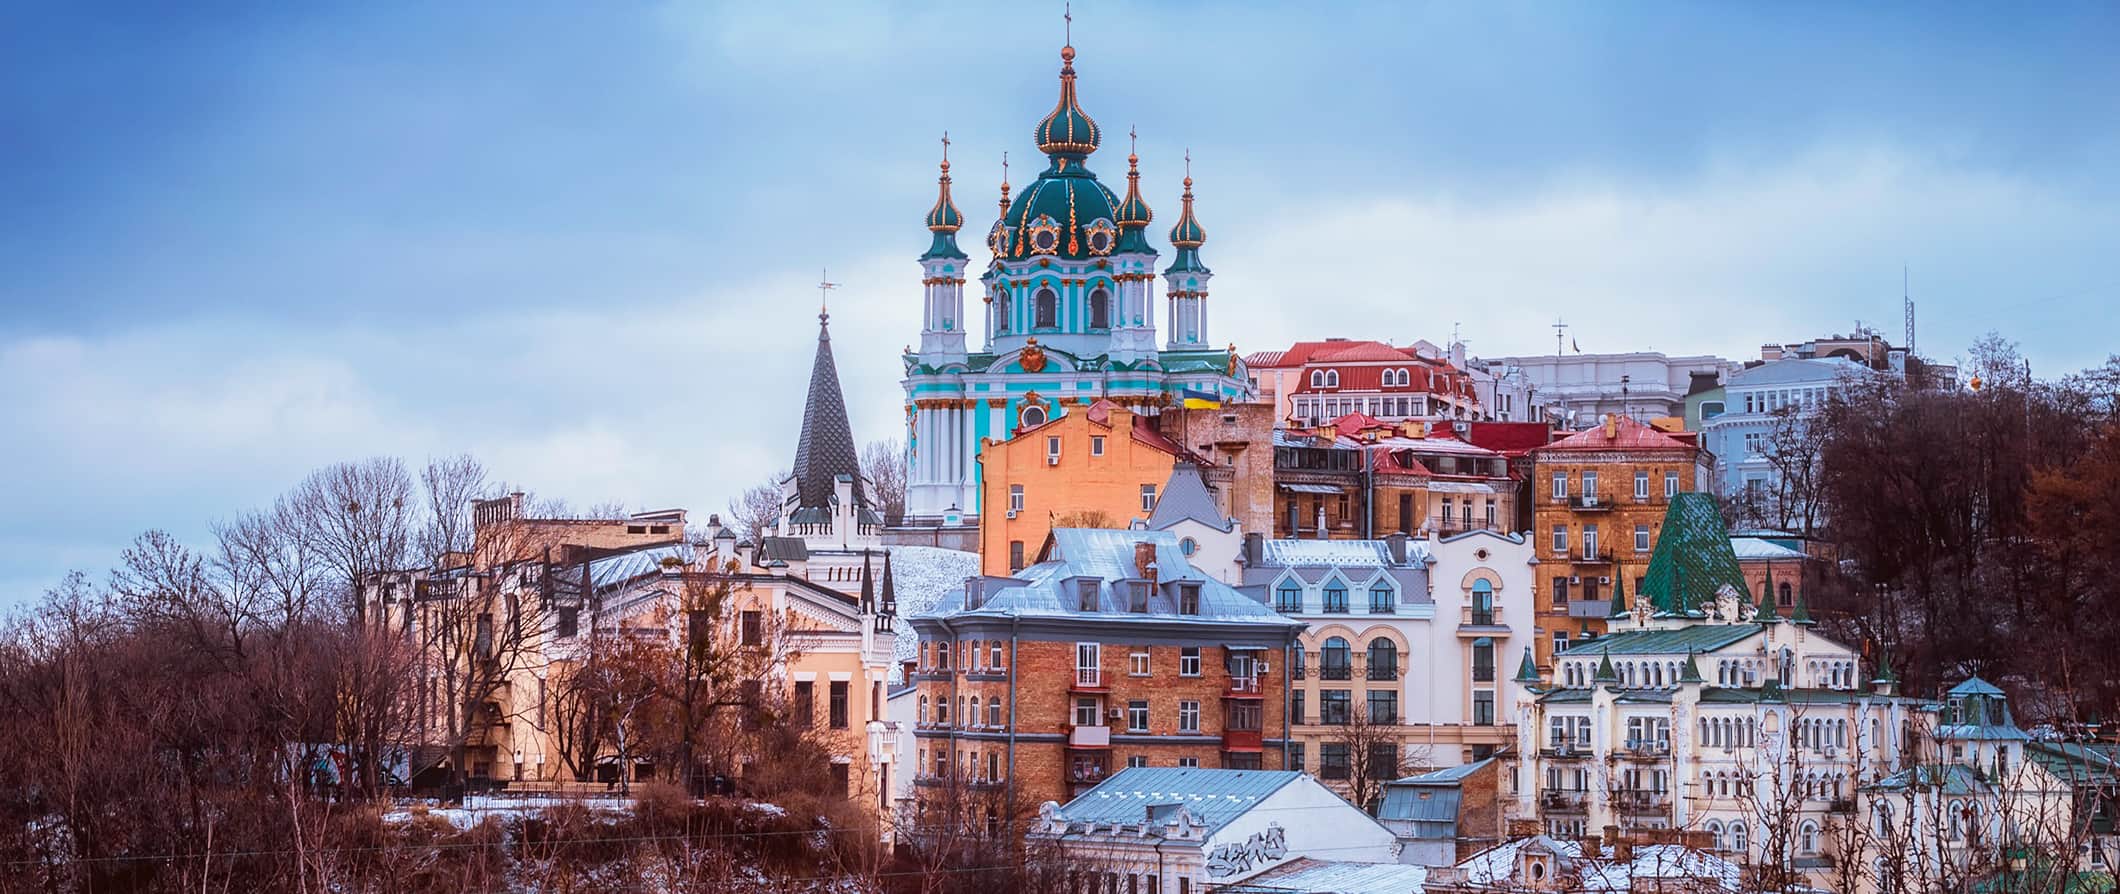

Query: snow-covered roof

[1458,837,1742,892]
[879,545,979,664]
[1050,768,1305,839]
[1729,537,1807,561]
[1258,538,1429,568]
[1239,857,1429,893]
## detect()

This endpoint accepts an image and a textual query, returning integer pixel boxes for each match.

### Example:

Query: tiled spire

[790,311,868,512]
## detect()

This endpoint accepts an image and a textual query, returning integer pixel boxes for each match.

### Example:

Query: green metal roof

[1555,624,1760,657]
[1639,494,1752,616]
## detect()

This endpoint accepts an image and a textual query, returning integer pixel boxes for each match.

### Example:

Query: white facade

[1699,357,1878,500]
[1483,352,1739,426]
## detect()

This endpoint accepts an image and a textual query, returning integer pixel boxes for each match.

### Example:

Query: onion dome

[1034,45,1101,159]
[921,145,967,261]
[1164,166,1211,275]
[1116,147,1153,228]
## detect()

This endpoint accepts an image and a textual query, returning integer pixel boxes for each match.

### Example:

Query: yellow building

[978,399,1202,574]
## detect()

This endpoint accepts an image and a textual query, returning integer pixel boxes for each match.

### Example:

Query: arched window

[1948,800,1965,840]
[1310,370,1325,388]
[994,289,1011,333]
[1470,579,1494,623]
[919,695,929,723]
[1274,583,1302,613]
[987,697,1003,727]
[1367,639,1398,681]
[1321,637,1352,679]
[1089,287,1111,329]
[1326,370,1340,387]
[1034,286,1058,328]
[1779,581,1793,606]
[1020,404,1047,428]
[1705,819,1724,844]
[1730,821,1748,853]
[969,696,981,727]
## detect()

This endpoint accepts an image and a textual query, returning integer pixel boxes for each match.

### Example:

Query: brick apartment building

[905,528,1304,814]
[1526,415,1711,669]
[977,399,1204,575]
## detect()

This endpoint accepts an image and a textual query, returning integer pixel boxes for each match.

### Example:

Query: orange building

[1526,415,1711,669]
[977,400,1203,574]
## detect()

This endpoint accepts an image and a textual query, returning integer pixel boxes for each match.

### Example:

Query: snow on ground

[382,796,633,830]
[882,545,978,665]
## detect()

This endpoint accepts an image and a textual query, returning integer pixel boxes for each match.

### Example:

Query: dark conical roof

[790,312,868,512]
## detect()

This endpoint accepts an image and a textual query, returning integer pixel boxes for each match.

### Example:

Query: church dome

[1033,45,1101,158]
[998,167,1123,261]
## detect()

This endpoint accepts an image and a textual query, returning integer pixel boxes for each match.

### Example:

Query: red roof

[1456,421,1556,456]
[1314,342,1416,363]
[1330,412,1395,439]
[1537,415,1698,452]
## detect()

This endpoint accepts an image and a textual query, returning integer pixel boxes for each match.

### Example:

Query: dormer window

[1077,579,1099,613]
[1178,583,1201,616]
[1128,581,1151,613]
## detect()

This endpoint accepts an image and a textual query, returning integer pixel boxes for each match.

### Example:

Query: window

[1177,757,1200,768]
[1128,581,1150,613]
[1368,742,1400,780]
[1367,689,1398,724]
[1178,700,1201,733]
[1474,690,1495,725]
[1076,643,1101,687]
[1551,576,1570,608]
[1367,639,1398,681]
[1075,697,1100,727]
[1486,501,1498,528]
[1369,583,1394,613]
[1551,526,1569,553]
[1325,370,1339,388]
[1129,650,1151,676]
[830,681,850,729]
[988,698,1003,727]
[1473,640,1495,682]
[1275,584,1302,613]
[1020,404,1047,428]
[1320,690,1352,725]
[1046,436,1061,462]
[1078,579,1100,611]
[1140,484,1157,513]
[1665,471,1680,497]
[1310,370,1324,388]
[1323,585,1349,613]
[1321,638,1352,679]
[1128,755,1149,769]
[1471,579,1495,624]
[1034,286,1058,328]
[1582,525,1599,559]
[557,607,579,638]
[1091,435,1106,456]
[1089,287,1110,329]
[1178,583,1200,615]
[1227,700,1261,731]
[1320,743,1350,779]
[1180,647,1202,677]
[1179,536,1197,556]
[740,611,762,646]
[1635,524,1651,552]
[1010,540,1026,572]
[1582,471,1598,502]
[1551,472,1569,500]
[1127,700,1149,732]
[1635,470,1650,500]
[794,681,815,729]
[1291,689,1305,724]
[1009,484,1025,512]
[990,640,1003,669]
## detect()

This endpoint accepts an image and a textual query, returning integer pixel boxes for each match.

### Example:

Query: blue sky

[3,2,2117,605]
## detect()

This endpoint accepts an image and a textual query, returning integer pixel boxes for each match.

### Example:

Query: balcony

[1222,729,1263,752]
[1828,798,1856,815]
[1571,549,1615,565]
[1068,725,1111,749]
[1616,791,1672,813]
[1458,606,1508,635]
[1542,790,1587,812]
[1069,668,1106,692]
[1226,675,1266,698]
[1542,743,1590,759]
[1565,494,1612,512]
[1567,599,1616,618]
[1068,759,1111,785]
[1622,740,1672,759]
[1319,664,1353,682]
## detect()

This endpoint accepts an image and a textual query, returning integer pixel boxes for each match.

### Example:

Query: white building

[1238,530,1537,785]
[1029,767,1402,891]
[1481,352,1738,427]
[1698,357,1879,503]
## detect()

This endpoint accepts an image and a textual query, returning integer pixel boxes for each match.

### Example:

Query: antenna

[1903,265,1916,357]
[1552,318,1569,358]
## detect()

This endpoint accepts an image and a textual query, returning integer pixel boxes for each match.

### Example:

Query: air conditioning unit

[1256,661,1270,674]
[1822,745,1838,758]
[1005,509,1020,519]
[1569,576,1583,585]
[1107,708,1124,721]
[1599,576,1613,585]
[1046,454,1061,466]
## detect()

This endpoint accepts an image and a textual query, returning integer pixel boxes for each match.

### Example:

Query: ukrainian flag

[1180,388,1222,409]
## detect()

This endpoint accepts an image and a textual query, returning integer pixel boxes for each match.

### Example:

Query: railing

[1617,791,1671,811]
[1367,665,1398,682]
[1542,791,1587,810]
[1461,606,1500,626]
[1574,549,1614,563]
[1543,743,1589,758]
[1472,664,1496,683]
[1567,599,1615,618]
[1227,675,1264,695]
[1222,729,1263,751]
[1624,739,1672,756]
[1068,725,1110,748]
[1828,798,1856,814]
[1319,663,1352,681]
[1068,763,1110,784]
[1567,494,1611,510]
[1073,668,1103,688]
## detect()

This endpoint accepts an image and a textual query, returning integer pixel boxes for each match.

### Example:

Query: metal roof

[1729,537,1807,561]
[1147,462,1234,533]
[788,312,869,513]
[915,529,1302,631]
[1231,857,1429,893]
[1554,624,1760,657]
[1051,767,1304,838]
[1257,538,1427,569]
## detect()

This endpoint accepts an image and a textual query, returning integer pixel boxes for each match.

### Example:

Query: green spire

[1638,494,1749,616]
[1514,646,1542,685]
[1790,580,1814,625]
[1593,647,1618,685]
[921,141,967,261]
[1760,676,1786,702]
[1607,571,1630,619]
[1756,564,1781,623]
[1873,646,1900,685]
[1679,652,1704,685]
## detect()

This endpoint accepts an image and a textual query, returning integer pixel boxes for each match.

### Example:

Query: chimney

[1603,824,1621,848]
[1613,839,1634,863]
[900,659,916,682]
[1386,532,1409,565]
[1243,531,1264,567]
[1508,819,1542,839]
[1579,832,1602,855]
[1134,541,1160,585]
[1603,414,1617,439]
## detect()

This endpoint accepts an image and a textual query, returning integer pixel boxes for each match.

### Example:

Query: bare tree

[729,471,788,543]
[418,453,491,566]
[1333,703,1405,813]
[1760,405,1827,535]
[287,458,418,624]
[862,439,908,527]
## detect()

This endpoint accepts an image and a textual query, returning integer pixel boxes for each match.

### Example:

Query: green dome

[1033,46,1101,158]
[1168,176,1206,248]
[1115,151,1153,228]
[921,158,966,261]
[997,161,1123,261]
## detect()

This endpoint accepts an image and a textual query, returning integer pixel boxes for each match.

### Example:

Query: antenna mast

[1903,265,1915,356]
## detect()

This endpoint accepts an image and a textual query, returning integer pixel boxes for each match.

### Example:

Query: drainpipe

[1364,448,1375,540]
[1283,629,1296,768]
[1007,616,1021,833]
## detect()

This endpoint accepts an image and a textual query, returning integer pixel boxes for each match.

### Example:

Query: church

[900,35,1254,535]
